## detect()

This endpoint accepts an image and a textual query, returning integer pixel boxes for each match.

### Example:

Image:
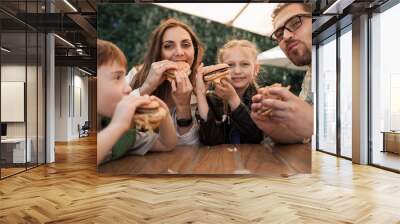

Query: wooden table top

[98,143,311,176]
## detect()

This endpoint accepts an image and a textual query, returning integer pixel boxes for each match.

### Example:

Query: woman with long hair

[129,18,204,144]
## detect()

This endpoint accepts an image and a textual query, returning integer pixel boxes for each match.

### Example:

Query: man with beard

[251,3,313,144]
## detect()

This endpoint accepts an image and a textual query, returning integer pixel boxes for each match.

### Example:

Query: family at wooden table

[97,3,314,165]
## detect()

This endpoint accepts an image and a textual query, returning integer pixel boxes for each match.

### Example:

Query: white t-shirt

[126,66,137,84]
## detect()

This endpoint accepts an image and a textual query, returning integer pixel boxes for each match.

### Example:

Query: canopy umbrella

[257,46,308,71]
[154,3,278,36]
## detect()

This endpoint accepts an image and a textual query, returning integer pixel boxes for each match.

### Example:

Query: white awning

[257,46,308,71]
[154,3,278,36]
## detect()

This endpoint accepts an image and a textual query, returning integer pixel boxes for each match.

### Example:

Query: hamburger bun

[133,100,167,131]
[203,63,230,84]
[259,84,291,116]
[164,61,191,82]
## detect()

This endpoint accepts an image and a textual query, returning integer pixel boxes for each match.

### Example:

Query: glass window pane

[27,31,38,169]
[38,33,45,165]
[317,36,337,154]
[371,3,400,171]
[340,28,352,158]
[1,0,46,179]
[1,30,27,177]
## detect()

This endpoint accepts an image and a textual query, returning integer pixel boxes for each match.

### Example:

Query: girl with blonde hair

[195,39,263,145]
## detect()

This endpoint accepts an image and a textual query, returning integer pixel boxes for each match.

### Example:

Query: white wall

[1,63,46,164]
[73,72,89,137]
[1,65,26,133]
[55,67,69,141]
[1,65,32,137]
[1,82,25,122]
[54,67,89,141]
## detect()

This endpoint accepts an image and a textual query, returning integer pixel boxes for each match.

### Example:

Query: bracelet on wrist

[176,117,193,127]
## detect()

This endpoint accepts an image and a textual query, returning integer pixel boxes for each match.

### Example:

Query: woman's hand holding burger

[171,69,193,119]
[140,60,177,95]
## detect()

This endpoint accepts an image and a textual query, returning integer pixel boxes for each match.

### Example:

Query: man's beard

[287,42,311,66]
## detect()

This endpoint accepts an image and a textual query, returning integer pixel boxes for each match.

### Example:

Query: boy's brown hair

[97,39,127,69]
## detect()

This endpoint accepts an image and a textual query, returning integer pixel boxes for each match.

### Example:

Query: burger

[259,83,291,116]
[164,61,191,82]
[133,100,167,131]
[202,63,230,84]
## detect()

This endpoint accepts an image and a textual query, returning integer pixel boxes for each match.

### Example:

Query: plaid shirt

[299,67,313,105]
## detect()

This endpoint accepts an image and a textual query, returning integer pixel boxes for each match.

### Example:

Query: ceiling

[312,0,391,44]
[0,0,97,74]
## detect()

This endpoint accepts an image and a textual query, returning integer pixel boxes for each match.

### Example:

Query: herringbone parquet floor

[1,135,399,223]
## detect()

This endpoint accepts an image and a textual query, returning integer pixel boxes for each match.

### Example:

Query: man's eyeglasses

[270,14,311,43]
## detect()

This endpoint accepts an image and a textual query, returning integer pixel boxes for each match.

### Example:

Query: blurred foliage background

[98,3,305,95]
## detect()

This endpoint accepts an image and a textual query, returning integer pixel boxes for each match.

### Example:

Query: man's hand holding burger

[250,88,282,136]
[251,85,313,142]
